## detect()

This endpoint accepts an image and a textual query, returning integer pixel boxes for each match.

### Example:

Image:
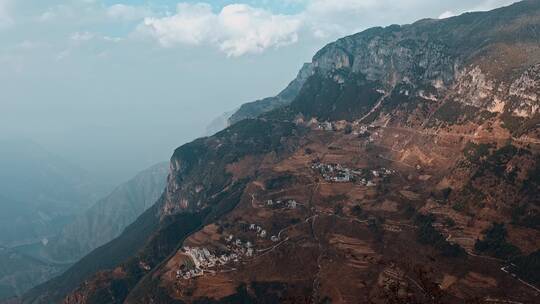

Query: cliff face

[162,119,299,216]
[307,0,540,123]
[23,2,540,304]
[228,0,540,128]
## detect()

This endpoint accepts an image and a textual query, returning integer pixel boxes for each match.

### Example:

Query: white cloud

[27,0,522,57]
[140,3,301,57]
[438,11,456,19]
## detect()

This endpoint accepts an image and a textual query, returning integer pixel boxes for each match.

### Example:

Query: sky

[0,0,518,185]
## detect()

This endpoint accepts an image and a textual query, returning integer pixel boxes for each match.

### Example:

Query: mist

[0,41,311,185]
[0,0,517,184]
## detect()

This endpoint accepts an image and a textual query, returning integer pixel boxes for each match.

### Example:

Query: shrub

[415,213,465,258]
[474,223,521,259]
[512,250,540,284]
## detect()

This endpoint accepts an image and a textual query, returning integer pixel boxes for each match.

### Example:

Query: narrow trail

[445,234,540,294]
[484,298,524,304]
[500,266,540,294]
[359,91,390,123]
[310,215,323,304]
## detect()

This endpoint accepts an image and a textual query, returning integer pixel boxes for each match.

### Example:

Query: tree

[351,205,363,218]
[344,124,353,134]
[474,223,521,259]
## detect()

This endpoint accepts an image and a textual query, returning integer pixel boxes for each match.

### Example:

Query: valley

[14,1,540,303]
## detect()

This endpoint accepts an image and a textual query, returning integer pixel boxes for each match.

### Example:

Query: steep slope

[0,139,109,247]
[44,162,169,262]
[0,163,168,300]
[22,1,540,303]
[0,247,68,301]
[205,110,237,137]
[22,119,299,303]
[227,63,314,125]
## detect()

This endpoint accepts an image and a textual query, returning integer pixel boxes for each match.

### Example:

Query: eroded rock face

[228,0,540,125]
[161,120,299,217]
[313,29,457,89]
[450,64,540,118]
[509,63,540,117]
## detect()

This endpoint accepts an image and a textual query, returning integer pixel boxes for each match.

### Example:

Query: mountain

[0,139,109,247]
[227,62,314,125]
[206,62,313,135]
[22,1,540,303]
[0,247,69,301]
[43,162,169,262]
[205,110,237,137]
[0,163,168,300]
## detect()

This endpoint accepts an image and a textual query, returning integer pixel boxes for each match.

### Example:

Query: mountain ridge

[20,1,540,303]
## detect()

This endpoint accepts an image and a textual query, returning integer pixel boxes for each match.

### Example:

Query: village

[313,119,380,138]
[176,237,253,280]
[311,161,395,185]
[264,198,298,210]
[175,219,287,280]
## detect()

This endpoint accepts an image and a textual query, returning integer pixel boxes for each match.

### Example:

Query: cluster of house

[356,125,369,135]
[356,168,396,187]
[139,261,151,271]
[248,223,281,242]
[311,162,363,183]
[317,121,335,131]
[265,199,298,210]
[312,162,395,186]
[248,223,267,238]
[371,168,395,178]
[177,238,255,280]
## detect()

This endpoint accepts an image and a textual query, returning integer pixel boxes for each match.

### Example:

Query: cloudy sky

[0,0,518,184]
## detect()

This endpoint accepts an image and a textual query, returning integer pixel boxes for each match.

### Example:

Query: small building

[288,200,297,209]
[271,236,279,242]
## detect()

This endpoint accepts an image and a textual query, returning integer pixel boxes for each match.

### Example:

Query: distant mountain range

[0,139,109,247]
[0,142,169,300]
[19,1,540,303]
[44,162,169,263]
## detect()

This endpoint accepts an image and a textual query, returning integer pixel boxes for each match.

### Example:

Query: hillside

[0,247,69,301]
[21,1,540,303]
[0,139,109,247]
[227,63,314,125]
[0,163,168,300]
[44,162,169,262]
